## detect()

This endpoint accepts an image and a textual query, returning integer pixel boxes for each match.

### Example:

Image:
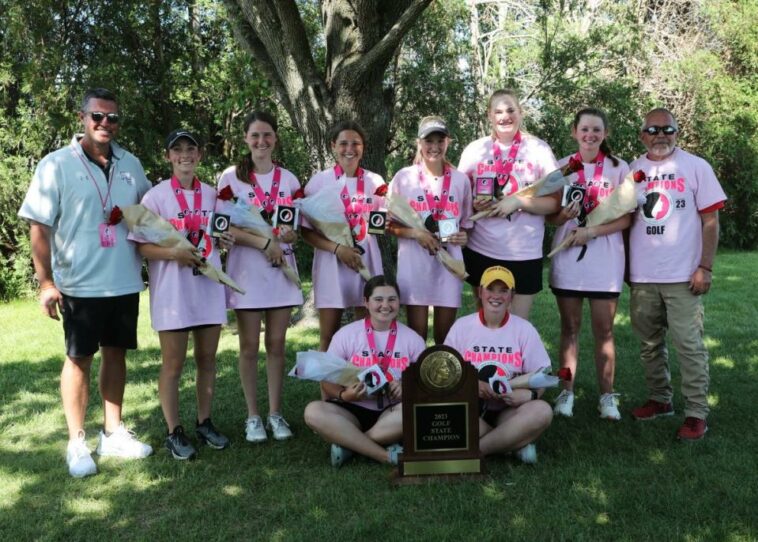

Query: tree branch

[352,0,433,76]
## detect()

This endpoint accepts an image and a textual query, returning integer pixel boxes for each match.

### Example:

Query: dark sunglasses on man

[642,125,676,136]
[86,111,120,124]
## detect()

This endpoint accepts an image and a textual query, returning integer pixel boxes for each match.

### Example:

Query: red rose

[108,206,123,226]
[633,170,646,183]
[566,156,583,174]
[557,367,572,381]
[374,184,389,197]
[272,227,280,237]
[292,188,306,200]
[218,185,236,201]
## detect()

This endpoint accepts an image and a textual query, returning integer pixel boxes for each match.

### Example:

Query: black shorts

[479,401,503,427]
[329,400,390,431]
[162,323,220,333]
[550,287,620,300]
[463,248,543,295]
[62,293,139,357]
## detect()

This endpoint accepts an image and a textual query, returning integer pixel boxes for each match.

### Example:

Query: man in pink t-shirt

[629,108,727,441]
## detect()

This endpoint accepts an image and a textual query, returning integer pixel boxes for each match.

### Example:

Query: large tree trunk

[222,0,432,177]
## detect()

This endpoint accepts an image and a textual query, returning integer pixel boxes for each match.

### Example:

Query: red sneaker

[632,399,674,420]
[677,417,708,440]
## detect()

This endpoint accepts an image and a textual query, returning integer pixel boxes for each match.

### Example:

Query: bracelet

[698,264,712,273]
[333,244,340,255]
[263,239,271,251]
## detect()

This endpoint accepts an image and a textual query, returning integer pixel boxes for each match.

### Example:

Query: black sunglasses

[642,125,677,135]
[86,111,120,124]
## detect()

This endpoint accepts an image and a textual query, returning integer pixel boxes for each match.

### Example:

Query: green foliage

[1,0,757,298]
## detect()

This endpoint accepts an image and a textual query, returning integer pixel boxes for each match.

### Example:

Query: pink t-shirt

[327,319,427,411]
[389,165,473,307]
[444,312,551,411]
[216,166,304,309]
[129,179,227,331]
[549,155,630,293]
[458,135,559,260]
[305,167,385,309]
[629,148,727,283]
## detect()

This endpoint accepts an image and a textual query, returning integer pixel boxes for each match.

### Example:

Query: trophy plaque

[396,345,484,481]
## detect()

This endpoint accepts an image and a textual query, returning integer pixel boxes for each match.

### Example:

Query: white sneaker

[96,423,153,458]
[598,393,622,420]
[267,413,293,441]
[67,431,97,478]
[553,390,575,417]
[245,415,268,443]
[515,443,538,465]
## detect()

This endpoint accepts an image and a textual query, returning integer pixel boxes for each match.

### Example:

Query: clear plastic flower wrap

[471,157,583,221]
[384,191,468,280]
[218,197,301,288]
[122,204,245,293]
[295,184,371,280]
[547,169,646,258]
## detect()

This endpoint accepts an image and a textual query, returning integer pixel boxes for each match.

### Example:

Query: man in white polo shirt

[19,88,153,476]
[628,107,726,441]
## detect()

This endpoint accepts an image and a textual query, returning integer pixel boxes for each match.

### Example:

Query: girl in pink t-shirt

[302,121,385,352]
[457,89,560,320]
[216,111,304,444]
[443,266,553,463]
[132,130,233,460]
[388,116,472,344]
[547,108,631,421]
[304,276,426,468]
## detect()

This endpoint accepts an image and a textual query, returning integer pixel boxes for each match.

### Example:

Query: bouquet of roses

[471,156,584,221]
[382,188,468,280]
[288,351,364,387]
[547,169,646,258]
[216,185,302,288]
[508,367,572,390]
[122,204,245,293]
[295,184,371,280]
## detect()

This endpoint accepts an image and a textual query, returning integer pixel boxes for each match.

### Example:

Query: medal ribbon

[416,164,452,220]
[492,130,522,185]
[364,317,398,372]
[248,166,282,214]
[573,151,605,215]
[73,145,116,221]
[334,165,367,239]
[170,176,203,243]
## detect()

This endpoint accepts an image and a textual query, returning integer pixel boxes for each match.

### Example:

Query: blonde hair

[487,89,530,139]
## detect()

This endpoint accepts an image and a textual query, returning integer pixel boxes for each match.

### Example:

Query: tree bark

[223,0,432,177]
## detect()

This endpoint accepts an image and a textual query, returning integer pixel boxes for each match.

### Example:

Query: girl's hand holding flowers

[414,228,440,255]
[445,230,467,247]
[173,246,204,268]
[566,227,594,247]
[264,239,285,266]
[335,244,364,272]
[217,231,235,251]
[277,225,297,244]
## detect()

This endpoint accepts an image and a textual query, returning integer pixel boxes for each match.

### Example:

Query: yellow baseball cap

[480,266,515,290]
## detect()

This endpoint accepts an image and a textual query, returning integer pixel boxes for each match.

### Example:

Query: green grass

[1,253,757,541]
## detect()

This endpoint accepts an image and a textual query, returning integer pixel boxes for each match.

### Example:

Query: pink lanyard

[573,151,605,214]
[492,131,522,184]
[334,165,365,229]
[364,318,398,371]
[73,145,116,222]
[170,176,203,242]
[417,164,452,220]
[248,167,282,214]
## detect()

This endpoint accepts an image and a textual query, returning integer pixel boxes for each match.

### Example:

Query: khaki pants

[630,282,709,419]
